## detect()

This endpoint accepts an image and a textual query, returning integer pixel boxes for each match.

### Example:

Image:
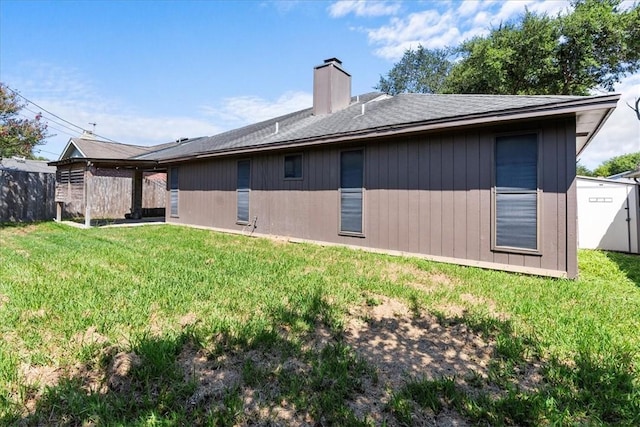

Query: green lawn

[1,222,638,425]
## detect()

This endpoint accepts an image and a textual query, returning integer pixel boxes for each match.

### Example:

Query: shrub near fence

[0,169,56,222]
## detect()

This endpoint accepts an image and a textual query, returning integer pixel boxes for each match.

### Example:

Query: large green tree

[377,0,640,96]
[376,46,452,95]
[554,0,640,94]
[0,83,48,158]
[592,152,640,177]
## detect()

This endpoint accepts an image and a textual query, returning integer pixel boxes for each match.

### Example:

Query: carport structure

[49,134,173,226]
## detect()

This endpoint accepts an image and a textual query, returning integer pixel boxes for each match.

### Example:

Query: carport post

[131,170,143,219]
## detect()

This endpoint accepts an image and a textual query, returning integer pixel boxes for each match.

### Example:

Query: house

[53,58,620,278]
[1,157,56,222]
[50,132,174,224]
[576,176,639,253]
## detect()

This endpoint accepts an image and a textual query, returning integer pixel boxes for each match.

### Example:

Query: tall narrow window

[237,160,250,223]
[494,134,538,251]
[170,167,179,217]
[340,150,364,234]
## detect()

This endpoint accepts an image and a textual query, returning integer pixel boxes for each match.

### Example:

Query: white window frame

[339,148,365,236]
[237,159,251,224]
[170,167,179,218]
[492,132,542,254]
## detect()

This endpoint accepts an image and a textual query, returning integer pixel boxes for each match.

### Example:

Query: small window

[284,154,303,179]
[340,149,364,235]
[237,160,250,223]
[170,167,179,217]
[494,134,539,251]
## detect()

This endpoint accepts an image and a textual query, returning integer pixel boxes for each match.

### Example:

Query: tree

[376,46,452,95]
[377,0,640,96]
[576,161,593,176]
[628,97,640,121]
[0,83,48,158]
[592,152,640,177]
[445,11,561,94]
[555,0,640,94]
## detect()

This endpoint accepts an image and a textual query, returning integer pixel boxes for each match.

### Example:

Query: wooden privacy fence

[0,169,56,222]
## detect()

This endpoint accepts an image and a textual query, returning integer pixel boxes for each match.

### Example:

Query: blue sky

[1,0,638,169]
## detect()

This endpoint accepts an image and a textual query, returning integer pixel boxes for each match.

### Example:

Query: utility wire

[16,112,77,139]
[34,148,61,157]
[22,105,83,135]
[5,84,120,143]
[7,86,84,132]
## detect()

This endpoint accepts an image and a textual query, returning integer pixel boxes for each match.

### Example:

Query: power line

[22,105,83,135]
[4,84,120,143]
[6,86,84,132]
[34,148,61,157]
[16,112,77,139]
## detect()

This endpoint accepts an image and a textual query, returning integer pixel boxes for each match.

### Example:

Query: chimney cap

[315,57,349,75]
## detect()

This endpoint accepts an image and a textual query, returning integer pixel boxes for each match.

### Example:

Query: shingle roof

[61,136,180,161]
[135,92,614,162]
[68,137,158,159]
[0,157,56,173]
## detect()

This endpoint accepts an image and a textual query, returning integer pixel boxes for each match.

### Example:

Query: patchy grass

[0,222,639,425]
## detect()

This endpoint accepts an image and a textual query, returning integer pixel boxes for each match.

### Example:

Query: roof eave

[48,157,160,168]
[575,103,617,157]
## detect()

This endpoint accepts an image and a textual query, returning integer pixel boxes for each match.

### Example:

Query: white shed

[576,176,640,253]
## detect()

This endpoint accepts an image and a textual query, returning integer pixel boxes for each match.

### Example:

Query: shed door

[577,183,638,253]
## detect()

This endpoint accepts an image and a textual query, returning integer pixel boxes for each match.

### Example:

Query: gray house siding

[167,116,577,278]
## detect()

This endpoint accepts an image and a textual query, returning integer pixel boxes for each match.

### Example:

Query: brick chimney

[313,58,351,115]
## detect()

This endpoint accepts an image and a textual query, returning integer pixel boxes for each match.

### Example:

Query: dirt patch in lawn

[177,341,315,424]
[342,296,491,424]
[378,262,460,294]
[343,295,542,423]
[435,294,510,321]
[346,296,494,387]
[12,296,538,425]
[170,294,543,425]
[71,326,109,347]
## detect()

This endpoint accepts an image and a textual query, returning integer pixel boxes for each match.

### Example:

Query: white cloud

[367,9,466,60]
[34,100,221,160]
[457,1,483,17]
[329,0,400,18]
[351,0,575,61]
[7,62,221,160]
[200,91,313,128]
[526,0,570,17]
[580,74,640,169]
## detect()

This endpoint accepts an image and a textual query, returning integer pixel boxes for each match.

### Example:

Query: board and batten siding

[167,116,577,278]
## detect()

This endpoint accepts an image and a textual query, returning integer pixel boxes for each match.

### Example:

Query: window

[340,150,364,234]
[494,134,539,251]
[170,167,179,217]
[284,154,303,179]
[237,160,250,223]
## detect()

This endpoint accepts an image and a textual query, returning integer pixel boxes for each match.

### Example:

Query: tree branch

[627,97,640,121]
